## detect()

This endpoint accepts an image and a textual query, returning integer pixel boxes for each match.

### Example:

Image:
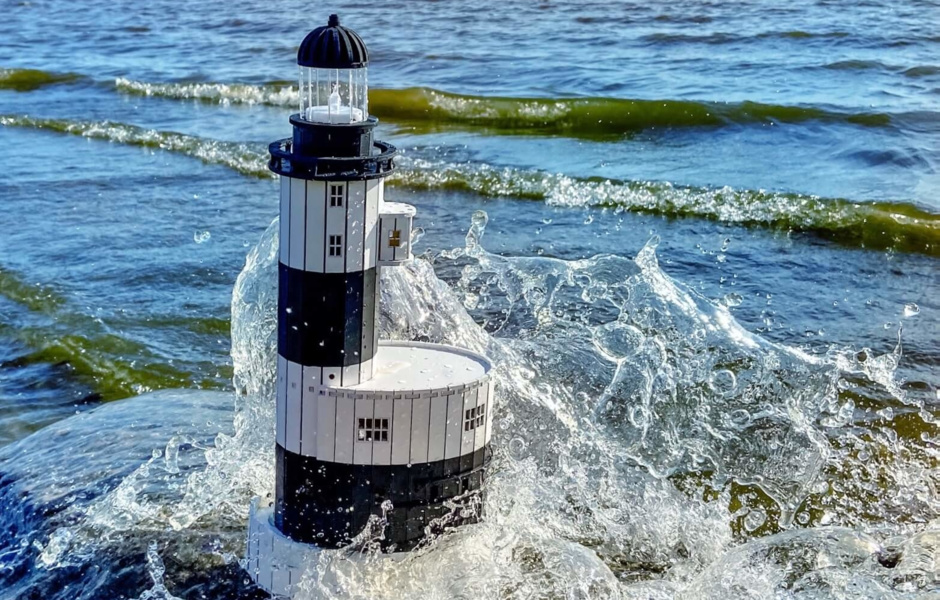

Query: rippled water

[0,0,938,598]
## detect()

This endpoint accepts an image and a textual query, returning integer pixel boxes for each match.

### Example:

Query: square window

[329,234,343,257]
[330,184,344,207]
[464,404,486,432]
[388,229,402,248]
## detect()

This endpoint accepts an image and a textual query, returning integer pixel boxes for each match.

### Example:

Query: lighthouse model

[245,16,494,597]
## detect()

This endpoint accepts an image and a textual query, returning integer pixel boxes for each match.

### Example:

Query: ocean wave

[2,115,937,256]
[0,265,227,400]
[822,59,894,71]
[397,158,940,255]
[821,61,940,78]
[0,67,83,91]
[641,30,850,45]
[114,79,895,135]
[902,65,940,78]
[0,114,270,177]
[115,76,297,107]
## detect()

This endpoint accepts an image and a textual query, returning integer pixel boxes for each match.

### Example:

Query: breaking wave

[0,114,270,177]
[114,79,895,134]
[2,115,937,256]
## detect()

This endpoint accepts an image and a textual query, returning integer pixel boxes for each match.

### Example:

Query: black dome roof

[297,15,369,69]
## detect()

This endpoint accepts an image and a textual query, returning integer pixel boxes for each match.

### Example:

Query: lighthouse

[245,16,495,597]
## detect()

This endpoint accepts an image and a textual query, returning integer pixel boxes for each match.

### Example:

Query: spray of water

[1,212,935,599]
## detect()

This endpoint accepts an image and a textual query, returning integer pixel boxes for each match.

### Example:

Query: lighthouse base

[246,498,412,598]
[245,499,320,597]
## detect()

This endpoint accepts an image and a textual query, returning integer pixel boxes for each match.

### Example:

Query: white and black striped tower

[245,16,495,597]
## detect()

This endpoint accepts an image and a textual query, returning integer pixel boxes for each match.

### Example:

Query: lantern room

[297,14,369,124]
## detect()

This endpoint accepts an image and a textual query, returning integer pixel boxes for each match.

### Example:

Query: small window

[328,234,343,257]
[464,405,486,432]
[330,184,344,207]
[388,229,402,248]
[358,418,389,442]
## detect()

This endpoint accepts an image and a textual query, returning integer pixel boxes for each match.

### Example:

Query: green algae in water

[0,267,230,401]
[113,78,898,137]
[0,68,82,92]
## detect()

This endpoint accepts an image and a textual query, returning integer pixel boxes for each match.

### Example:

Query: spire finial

[328,14,340,27]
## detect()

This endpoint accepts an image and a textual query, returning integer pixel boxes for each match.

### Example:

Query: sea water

[0,0,937,598]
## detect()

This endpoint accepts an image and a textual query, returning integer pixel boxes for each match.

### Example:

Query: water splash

[134,542,183,600]
[0,213,935,599]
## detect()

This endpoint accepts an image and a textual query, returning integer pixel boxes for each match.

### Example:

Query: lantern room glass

[298,67,368,124]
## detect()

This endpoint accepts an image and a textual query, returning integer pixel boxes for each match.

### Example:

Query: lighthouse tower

[245,16,494,597]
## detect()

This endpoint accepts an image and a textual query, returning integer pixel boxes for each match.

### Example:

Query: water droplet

[629,405,650,428]
[903,303,920,318]
[721,293,743,307]
[194,230,211,244]
[708,369,737,397]
[508,437,527,459]
[729,409,750,427]
[743,509,766,532]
